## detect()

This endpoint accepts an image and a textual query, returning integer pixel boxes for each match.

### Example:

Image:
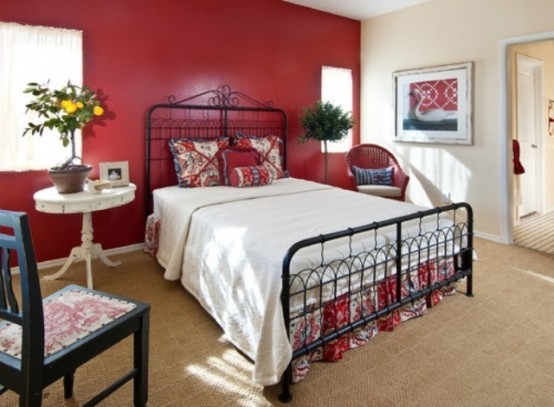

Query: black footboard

[278,202,473,402]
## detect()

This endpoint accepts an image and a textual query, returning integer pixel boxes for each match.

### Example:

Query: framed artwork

[100,161,129,187]
[393,62,473,145]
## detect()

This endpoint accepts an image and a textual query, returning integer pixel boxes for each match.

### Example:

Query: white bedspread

[153,178,434,385]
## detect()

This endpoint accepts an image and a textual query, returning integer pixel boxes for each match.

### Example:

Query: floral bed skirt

[290,260,456,382]
[144,214,159,257]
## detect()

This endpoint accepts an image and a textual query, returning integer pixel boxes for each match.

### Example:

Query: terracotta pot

[48,164,93,194]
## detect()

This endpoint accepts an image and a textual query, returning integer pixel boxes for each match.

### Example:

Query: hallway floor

[513,211,554,254]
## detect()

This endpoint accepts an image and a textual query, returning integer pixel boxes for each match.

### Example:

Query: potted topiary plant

[299,100,354,184]
[23,81,105,193]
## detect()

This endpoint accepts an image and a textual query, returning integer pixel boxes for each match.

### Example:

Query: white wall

[361,0,554,240]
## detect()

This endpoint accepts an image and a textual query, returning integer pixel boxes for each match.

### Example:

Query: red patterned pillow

[229,165,273,188]
[234,134,284,179]
[169,137,229,187]
[221,149,260,185]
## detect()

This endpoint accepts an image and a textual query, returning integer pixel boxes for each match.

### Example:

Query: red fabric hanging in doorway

[512,139,525,175]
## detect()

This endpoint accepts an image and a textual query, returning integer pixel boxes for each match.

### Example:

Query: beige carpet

[3,237,554,406]
[514,211,554,254]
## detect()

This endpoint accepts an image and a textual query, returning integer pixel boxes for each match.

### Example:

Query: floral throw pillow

[169,137,229,187]
[352,166,394,186]
[229,165,273,188]
[234,134,284,179]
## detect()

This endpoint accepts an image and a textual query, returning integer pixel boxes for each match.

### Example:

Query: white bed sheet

[153,178,437,385]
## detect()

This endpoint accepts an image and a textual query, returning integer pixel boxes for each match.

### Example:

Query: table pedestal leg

[43,212,122,289]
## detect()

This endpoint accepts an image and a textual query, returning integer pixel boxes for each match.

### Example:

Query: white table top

[34,183,136,214]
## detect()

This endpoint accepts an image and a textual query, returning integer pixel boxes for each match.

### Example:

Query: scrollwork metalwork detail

[166,84,274,108]
[208,85,238,107]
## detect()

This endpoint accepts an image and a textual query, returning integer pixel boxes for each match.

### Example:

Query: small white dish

[86,179,111,194]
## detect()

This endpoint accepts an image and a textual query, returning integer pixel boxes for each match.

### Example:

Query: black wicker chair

[0,210,150,406]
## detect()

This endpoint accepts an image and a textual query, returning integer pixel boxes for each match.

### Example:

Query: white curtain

[0,22,82,171]
[321,65,353,153]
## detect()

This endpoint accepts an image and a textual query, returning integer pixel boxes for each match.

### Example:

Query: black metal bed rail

[278,202,473,402]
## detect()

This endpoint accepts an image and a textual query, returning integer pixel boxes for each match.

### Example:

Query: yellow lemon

[61,100,71,108]
[76,101,84,109]
[93,106,104,116]
[64,102,77,113]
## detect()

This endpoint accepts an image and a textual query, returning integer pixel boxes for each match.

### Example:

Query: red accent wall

[0,0,360,262]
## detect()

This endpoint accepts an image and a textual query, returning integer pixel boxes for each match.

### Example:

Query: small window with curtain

[321,65,353,153]
[0,22,82,171]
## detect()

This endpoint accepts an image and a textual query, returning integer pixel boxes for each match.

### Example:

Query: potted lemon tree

[300,100,354,184]
[23,81,105,193]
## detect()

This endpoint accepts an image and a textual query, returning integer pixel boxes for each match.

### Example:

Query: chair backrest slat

[0,210,45,365]
[0,246,20,317]
[0,246,10,310]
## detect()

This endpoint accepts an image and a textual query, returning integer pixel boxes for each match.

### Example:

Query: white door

[516,54,543,218]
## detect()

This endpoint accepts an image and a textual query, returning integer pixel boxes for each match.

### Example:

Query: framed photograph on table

[393,61,473,145]
[100,161,129,187]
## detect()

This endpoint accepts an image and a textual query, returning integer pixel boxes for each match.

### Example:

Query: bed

[144,85,474,402]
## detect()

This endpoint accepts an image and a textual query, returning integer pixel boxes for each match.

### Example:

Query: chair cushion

[0,288,136,359]
[357,184,402,198]
[352,166,394,186]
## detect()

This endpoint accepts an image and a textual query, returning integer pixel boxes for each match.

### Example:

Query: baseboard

[12,243,144,274]
[37,243,144,270]
[474,230,505,244]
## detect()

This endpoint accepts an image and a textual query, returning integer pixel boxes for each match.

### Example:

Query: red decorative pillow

[229,165,273,188]
[221,149,260,185]
[234,134,284,179]
[169,137,229,187]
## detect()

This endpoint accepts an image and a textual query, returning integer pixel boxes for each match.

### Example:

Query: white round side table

[33,183,136,289]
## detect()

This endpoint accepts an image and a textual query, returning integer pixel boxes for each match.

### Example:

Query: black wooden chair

[0,210,150,406]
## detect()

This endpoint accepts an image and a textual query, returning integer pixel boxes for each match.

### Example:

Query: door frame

[515,53,544,220]
[500,31,554,244]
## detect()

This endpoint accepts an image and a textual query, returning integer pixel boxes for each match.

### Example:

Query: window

[0,22,82,171]
[321,65,353,153]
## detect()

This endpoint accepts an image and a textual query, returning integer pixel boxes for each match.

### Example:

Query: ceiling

[283,0,429,21]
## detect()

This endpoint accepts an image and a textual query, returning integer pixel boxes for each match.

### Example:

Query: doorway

[514,53,543,221]
[501,33,554,253]
[500,32,554,248]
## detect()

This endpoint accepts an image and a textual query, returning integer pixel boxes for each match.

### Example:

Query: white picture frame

[99,161,129,187]
[393,61,474,145]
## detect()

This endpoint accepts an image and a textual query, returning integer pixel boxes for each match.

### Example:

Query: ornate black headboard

[145,85,288,216]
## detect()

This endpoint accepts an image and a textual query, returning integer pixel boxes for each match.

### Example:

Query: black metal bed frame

[278,203,473,402]
[145,84,287,217]
[144,85,474,403]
